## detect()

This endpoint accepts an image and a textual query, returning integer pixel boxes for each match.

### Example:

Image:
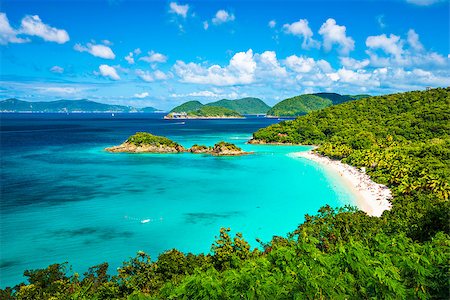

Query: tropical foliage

[187,106,242,117]
[2,88,449,299]
[170,100,203,113]
[126,132,181,148]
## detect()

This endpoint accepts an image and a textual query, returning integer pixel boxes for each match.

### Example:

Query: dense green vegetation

[3,88,449,299]
[170,100,204,113]
[126,132,181,148]
[169,97,270,115]
[266,92,363,117]
[0,98,157,113]
[267,94,333,117]
[205,97,271,114]
[213,141,242,152]
[186,106,242,118]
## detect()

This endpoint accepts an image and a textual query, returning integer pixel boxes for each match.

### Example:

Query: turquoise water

[0,114,355,287]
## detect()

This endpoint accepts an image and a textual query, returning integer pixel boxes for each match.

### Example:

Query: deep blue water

[0,113,356,287]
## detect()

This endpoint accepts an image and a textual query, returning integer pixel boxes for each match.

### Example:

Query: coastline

[291,150,392,217]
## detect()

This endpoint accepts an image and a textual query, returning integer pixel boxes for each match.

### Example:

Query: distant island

[165,97,270,119]
[165,106,244,119]
[266,93,370,117]
[106,132,251,156]
[0,98,159,113]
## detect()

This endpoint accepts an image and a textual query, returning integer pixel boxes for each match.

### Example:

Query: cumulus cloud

[134,92,149,98]
[0,13,30,44]
[169,2,189,18]
[319,18,355,55]
[125,52,135,64]
[135,69,169,82]
[283,19,320,49]
[98,64,120,80]
[139,50,168,63]
[365,29,446,68]
[19,15,69,44]
[74,42,116,59]
[284,55,332,73]
[0,13,70,45]
[268,20,276,28]
[50,65,64,73]
[174,49,256,86]
[339,57,370,70]
[407,29,424,52]
[203,21,209,30]
[366,33,403,57]
[255,51,288,78]
[212,10,235,25]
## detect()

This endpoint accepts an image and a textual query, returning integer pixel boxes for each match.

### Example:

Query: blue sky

[1,0,449,109]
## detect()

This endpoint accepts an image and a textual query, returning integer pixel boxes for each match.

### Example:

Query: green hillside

[206,97,271,114]
[170,100,204,113]
[187,106,242,118]
[267,94,333,117]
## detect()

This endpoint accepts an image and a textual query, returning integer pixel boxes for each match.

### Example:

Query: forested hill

[266,92,365,117]
[3,88,449,299]
[169,97,270,115]
[205,97,271,114]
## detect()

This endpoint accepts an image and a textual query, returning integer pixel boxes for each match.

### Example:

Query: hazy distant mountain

[0,99,158,113]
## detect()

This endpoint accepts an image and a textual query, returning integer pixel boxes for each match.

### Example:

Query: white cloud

[0,13,30,44]
[134,48,141,55]
[366,33,403,57]
[139,50,168,63]
[125,52,135,64]
[20,15,69,44]
[268,20,276,28]
[339,57,370,70]
[50,66,64,73]
[255,51,287,78]
[174,49,256,86]
[39,87,80,94]
[74,42,116,59]
[98,64,120,80]
[0,13,70,45]
[283,19,320,49]
[376,15,386,29]
[135,69,169,82]
[203,21,209,30]
[407,29,424,52]
[284,55,332,73]
[134,92,149,98]
[212,10,235,25]
[169,2,189,18]
[406,0,445,5]
[319,18,355,55]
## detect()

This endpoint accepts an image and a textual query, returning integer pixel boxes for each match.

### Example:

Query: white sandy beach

[291,150,392,217]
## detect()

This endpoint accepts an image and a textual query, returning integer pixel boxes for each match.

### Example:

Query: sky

[1,0,449,109]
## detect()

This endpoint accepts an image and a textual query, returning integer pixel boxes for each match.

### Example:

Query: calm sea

[0,113,355,287]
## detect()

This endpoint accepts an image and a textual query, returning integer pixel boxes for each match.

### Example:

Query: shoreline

[291,150,392,217]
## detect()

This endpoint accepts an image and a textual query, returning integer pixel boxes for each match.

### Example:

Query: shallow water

[0,113,355,287]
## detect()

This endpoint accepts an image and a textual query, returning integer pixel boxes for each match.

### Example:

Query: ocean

[0,113,356,287]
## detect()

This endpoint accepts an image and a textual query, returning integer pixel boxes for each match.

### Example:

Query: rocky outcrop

[189,144,212,154]
[105,142,185,153]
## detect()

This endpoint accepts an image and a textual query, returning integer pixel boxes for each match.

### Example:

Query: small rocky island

[106,132,251,156]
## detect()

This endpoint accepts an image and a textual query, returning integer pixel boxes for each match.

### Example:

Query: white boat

[141,219,151,224]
